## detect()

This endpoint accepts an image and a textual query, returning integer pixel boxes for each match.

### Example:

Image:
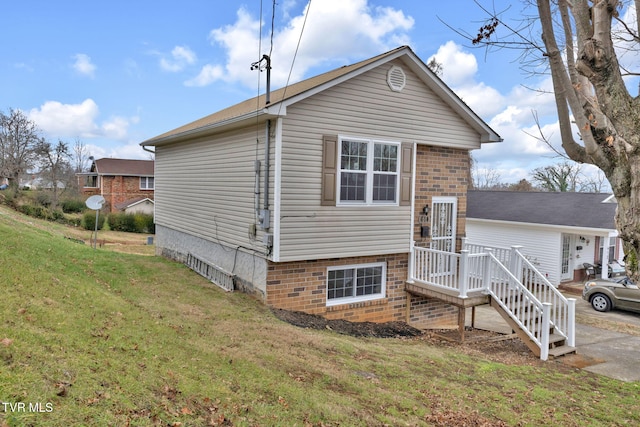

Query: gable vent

[387,65,406,92]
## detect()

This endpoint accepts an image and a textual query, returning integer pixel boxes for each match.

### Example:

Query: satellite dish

[85,195,105,210]
[85,195,106,249]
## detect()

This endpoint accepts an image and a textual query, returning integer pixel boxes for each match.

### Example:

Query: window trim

[84,174,99,189]
[326,262,387,306]
[140,176,154,190]
[337,136,400,206]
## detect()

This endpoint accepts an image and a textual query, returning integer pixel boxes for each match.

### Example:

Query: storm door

[561,234,572,281]
[427,197,458,279]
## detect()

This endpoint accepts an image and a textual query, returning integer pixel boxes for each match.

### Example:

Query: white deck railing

[409,243,576,360]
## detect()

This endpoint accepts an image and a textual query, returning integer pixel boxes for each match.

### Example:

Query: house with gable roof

[141,46,504,329]
[77,158,155,213]
[466,190,623,284]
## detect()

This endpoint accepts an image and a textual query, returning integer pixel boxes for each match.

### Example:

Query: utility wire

[277,0,312,116]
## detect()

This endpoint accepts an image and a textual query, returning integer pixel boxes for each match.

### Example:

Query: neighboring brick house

[140,46,502,329]
[78,158,154,213]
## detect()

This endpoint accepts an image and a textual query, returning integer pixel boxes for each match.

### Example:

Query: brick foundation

[266,253,459,327]
[266,254,408,323]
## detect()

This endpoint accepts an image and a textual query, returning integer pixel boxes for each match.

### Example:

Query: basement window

[326,262,386,306]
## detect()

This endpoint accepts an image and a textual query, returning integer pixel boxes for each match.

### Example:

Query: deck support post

[458,307,466,342]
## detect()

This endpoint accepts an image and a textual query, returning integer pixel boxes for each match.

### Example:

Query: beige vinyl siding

[154,126,272,253]
[277,60,480,261]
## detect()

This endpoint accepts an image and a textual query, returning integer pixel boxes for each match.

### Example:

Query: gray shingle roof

[467,191,616,230]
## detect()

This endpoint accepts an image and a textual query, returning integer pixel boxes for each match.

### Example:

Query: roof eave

[467,217,617,234]
[141,109,275,147]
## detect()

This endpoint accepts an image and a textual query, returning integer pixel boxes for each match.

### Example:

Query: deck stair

[409,243,577,360]
[490,294,576,359]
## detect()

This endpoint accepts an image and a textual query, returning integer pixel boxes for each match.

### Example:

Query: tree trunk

[610,157,640,280]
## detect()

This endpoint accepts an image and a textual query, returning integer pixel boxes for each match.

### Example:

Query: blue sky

[2,0,636,187]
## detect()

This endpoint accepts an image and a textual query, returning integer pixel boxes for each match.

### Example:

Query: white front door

[561,234,573,281]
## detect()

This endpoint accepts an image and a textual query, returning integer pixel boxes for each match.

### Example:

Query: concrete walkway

[466,286,640,382]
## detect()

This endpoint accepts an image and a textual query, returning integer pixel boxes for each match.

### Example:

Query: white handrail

[463,242,576,348]
[410,244,576,359]
[484,251,550,360]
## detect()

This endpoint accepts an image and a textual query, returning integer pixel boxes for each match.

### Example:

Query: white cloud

[454,82,505,118]
[188,1,414,88]
[72,53,96,78]
[185,64,225,87]
[28,99,135,141]
[429,41,477,86]
[160,45,197,72]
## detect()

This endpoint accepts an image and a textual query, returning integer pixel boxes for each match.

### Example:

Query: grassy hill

[0,205,639,426]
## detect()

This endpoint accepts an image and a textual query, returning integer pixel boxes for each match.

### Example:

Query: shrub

[18,204,34,216]
[51,209,65,222]
[65,216,82,227]
[61,199,86,213]
[35,192,51,207]
[83,211,105,231]
[108,212,154,233]
[108,212,135,232]
[134,214,155,234]
[32,205,49,220]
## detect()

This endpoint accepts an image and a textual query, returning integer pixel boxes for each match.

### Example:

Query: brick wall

[266,254,409,323]
[409,145,471,329]
[83,176,154,212]
[413,145,470,249]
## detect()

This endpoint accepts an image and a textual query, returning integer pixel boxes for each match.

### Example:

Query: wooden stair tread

[548,345,577,358]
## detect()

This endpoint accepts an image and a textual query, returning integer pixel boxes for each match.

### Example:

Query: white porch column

[601,234,611,279]
[458,250,470,298]
[509,245,524,288]
[408,240,415,283]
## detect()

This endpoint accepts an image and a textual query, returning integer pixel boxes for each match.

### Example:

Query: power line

[277,0,312,115]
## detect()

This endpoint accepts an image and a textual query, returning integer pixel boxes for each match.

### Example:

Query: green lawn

[0,205,639,426]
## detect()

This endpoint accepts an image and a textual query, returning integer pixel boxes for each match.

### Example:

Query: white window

[326,262,386,306]
[84,175,98,188]
[338,137,399,205]
[140,177,154,190]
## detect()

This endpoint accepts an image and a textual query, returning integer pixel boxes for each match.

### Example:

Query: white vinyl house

[466,191,623,284]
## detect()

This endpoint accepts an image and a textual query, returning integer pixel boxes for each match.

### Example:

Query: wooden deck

[405,281,490,341]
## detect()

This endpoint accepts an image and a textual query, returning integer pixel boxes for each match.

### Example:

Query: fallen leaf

[180,407,192,415]
[1,338,13,346]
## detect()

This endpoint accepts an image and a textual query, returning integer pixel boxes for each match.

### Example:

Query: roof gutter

[141,109,273,148]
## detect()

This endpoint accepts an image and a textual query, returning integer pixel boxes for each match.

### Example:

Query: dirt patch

[559,353,606,369]
[272,308,543,366]
[271,308,422,338]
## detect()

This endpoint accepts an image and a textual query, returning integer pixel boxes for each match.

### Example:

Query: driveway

[572,294,640,382]
[467,292,640,382]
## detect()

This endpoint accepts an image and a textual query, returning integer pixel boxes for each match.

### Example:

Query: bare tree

[35,139,72,207]
[0,109,40,187]
[72,138,91,173]
[580,168,609,193]
[510,178,536,191]
[469,1,640,278]
[471,161,503,189]
[427,57,444,77]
